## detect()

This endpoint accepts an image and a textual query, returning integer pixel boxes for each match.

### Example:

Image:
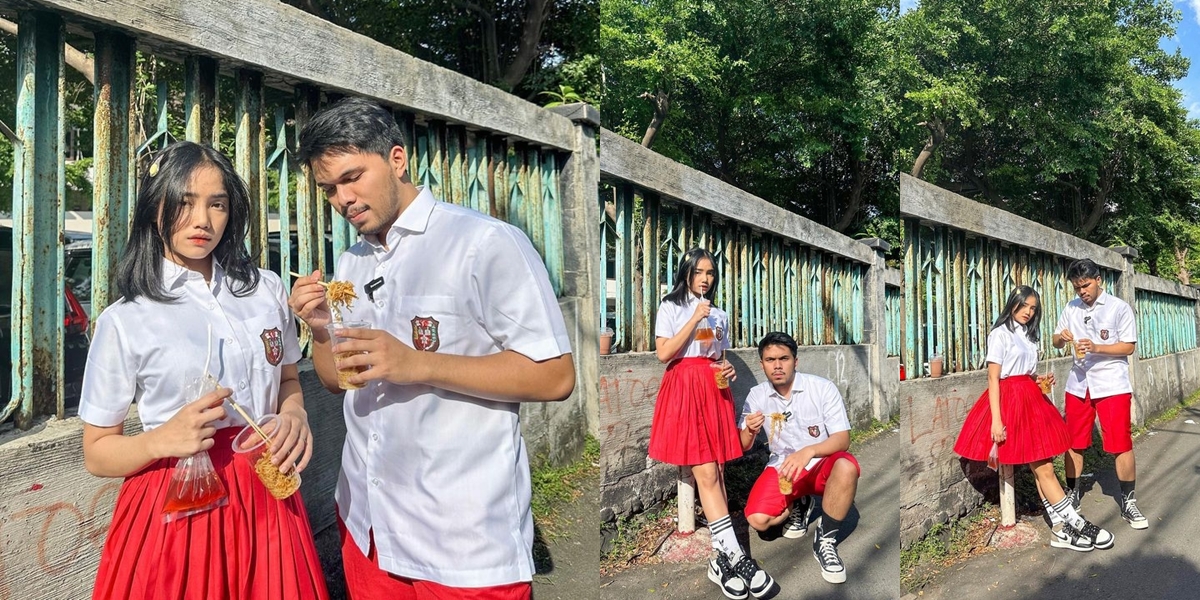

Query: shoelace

[1063,523,1093,546]
[1080,521,1103,542]
[816,535,841,566]
[733,556,762,582]
[786,503,807,527]
[1124,498,1145,520]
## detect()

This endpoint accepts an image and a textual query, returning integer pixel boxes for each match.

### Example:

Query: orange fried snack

[768,412,787,444]
[254,450,301,500]
[326,280,358,322]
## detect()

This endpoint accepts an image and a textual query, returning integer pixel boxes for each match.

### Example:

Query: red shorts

[339,516,531,600]
[1065,390,1133,454]
[743,451,860,518]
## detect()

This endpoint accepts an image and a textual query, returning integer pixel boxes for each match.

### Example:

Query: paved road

[601,431,901,600]
[534,470,601,600]
[908,404,1200,599]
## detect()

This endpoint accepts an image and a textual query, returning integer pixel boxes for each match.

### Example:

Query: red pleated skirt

[954,375,1071,465]
[91,428,329,600]
[648,357,744,466]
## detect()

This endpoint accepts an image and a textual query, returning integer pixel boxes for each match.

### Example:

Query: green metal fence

[1134,289,1198,359]
[600,183,867,353]
[886,282,901,358]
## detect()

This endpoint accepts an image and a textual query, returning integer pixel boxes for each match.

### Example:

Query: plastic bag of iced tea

[161,374,229,523]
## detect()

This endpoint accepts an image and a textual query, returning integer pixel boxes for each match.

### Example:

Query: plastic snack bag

[162,373,228,522]
[987,442,1000,471]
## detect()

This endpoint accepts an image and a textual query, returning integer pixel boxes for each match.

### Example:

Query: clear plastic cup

[232,414,301,500]
[325,320,373,390]
[711,361,729,390]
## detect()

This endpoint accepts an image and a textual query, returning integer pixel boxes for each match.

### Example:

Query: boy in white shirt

[1052,258,1146,530]
[739,332,861,585]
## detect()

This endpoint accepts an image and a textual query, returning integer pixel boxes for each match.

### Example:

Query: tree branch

[0,17,94,85]
[910,118,944,179]
[501,0,553,90]
[640,88,670,148]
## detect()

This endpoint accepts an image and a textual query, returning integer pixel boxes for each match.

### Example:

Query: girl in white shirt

[79,142,329,600]
[953,286,1112,553]
[647,248,774,599]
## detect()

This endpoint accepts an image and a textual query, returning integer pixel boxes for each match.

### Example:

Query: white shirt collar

[161,257,224,293]
[769,374,805,401]
[364,186,436,250]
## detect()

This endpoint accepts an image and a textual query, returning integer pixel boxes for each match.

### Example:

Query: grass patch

[850,416,898,447]
[900,505,1000,593]
[531,435,599,538]
[600,498,678,576]
[1133,387,1200,438]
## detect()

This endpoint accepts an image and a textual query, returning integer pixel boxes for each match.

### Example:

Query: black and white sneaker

[812,530,846,584]
[707,553,749,600]
[1080,520,1114,549]
[1121,492,1148,530]
[1051,522,1095,552]
[782,496,812,539]
[731,554,774,598]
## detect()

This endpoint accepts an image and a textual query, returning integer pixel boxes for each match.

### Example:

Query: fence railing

[599,130,879,353]
[0,0,597,429]
[885,270,902,359]
[900,173,1199,375]
[1132,273,1200,359]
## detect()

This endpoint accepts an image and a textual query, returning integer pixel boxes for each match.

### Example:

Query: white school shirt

[1054,291,1137,397]
[79,260,300,430]
[739,373,852,472]
[984,324,1039,378]
[332,187,572,587]
[654,294,731,360]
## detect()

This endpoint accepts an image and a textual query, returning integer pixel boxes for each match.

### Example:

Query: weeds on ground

[532,435,599,537]
[900,505,1000,592]
[850,415,899,447]
[600,498,678,576]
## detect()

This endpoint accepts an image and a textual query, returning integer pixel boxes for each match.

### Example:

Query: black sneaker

[1121,492,1148,530]
[1067,488,1081,511]
[707,553,749,600]
[812,530,846,584]
[731,554,775,598]
[782,496,812,539]
[1080,520,1114,549]
[1051,522,1095,552]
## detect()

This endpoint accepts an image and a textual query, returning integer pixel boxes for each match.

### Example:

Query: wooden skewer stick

[226,400,271,446]
[288,271,329,287]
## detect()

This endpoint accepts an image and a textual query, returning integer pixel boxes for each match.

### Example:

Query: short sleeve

[819,379,852,435]
[471,224,571,361]
[78,309,137,427]
[984,327,1009,366]
[1054,306,1069,335]
[654,301,677,339]
[1117,302,1137,344]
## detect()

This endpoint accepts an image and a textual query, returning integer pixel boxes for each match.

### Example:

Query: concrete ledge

[899,173,1124,271]
[599,129,876,265]
[1132,272,1200,300]
[885,268,902,288]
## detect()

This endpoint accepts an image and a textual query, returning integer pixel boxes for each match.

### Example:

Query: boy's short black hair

[757,331,798,358]
[1066,258,1102,281]
[297,97,408,167]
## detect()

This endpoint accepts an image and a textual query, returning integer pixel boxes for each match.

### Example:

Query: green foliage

[601,0,899,236]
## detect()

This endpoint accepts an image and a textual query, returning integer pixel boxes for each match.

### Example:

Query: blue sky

[897,1,1200,120]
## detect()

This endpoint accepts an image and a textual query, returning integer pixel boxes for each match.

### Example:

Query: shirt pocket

[235,312,286,417]
[399,296,462,354]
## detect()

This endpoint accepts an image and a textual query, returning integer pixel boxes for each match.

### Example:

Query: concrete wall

[899,347,1200,547]
[600,345,875,522]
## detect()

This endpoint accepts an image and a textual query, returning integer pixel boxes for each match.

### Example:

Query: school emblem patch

[411,316,441,352]
[715,327,724,341]
[260,328,283,366]
[1100,329,1110,340]
[808,425,821,438]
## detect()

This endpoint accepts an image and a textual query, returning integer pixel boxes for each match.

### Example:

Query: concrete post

[678,466,696,533]
[1111,245,1142,426]
[860,238,892,422]
[1000,464,1016,527]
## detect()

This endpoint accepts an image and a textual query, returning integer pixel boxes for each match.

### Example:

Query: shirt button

[372,478,381,486]
[207,302,215,310]
[376,300,385,308]
[371,433,379,441]
[238,381,247,390]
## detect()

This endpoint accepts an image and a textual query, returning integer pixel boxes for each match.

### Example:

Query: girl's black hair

[662,248,719,306]
[116,141,260,303]
[992,285,1041,343]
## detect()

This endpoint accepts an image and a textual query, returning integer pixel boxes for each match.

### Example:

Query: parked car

[0,226,90,415]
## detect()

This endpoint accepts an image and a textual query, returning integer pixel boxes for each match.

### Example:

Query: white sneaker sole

[1050,535,1094,552]
[813,554,846,583]
[782,526,808,539]
[1125,517,1148,530]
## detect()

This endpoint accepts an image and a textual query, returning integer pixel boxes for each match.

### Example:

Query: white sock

[1052,496,1085,530]
[709,514,744,561]
[1042,497,1063,526]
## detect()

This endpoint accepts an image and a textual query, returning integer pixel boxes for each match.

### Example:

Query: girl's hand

[990,420,1007,444]
[690,300,712,324]
[1038,373,1056,387]
[147,387,231,459]
[270,408,314,474]
[721,360,737,383]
